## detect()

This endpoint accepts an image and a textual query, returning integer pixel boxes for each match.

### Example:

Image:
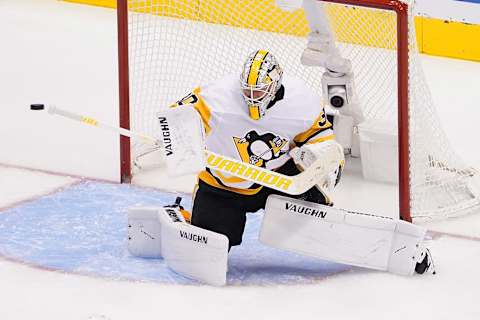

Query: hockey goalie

[127,46,435,285]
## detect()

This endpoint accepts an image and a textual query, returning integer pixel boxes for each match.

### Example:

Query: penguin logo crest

[233,130,289,168]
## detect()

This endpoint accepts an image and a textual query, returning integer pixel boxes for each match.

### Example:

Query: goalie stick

[30,104,342,195]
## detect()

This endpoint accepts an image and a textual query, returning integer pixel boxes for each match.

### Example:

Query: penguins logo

[233,130,289,168]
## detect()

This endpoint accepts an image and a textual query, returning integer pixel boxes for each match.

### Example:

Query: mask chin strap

[249,104,262,120]
[248,96,271,120]
[245,92,269,120]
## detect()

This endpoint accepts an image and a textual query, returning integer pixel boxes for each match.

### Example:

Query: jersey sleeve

[293,108,334,147]
[169,87,213,135]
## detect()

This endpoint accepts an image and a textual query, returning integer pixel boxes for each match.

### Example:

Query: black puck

[30,104,45,110]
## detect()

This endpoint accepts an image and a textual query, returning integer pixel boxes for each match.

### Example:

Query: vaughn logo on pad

[179,230,208,244]
[284,202,328,219]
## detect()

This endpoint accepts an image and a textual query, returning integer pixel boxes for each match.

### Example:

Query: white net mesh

[125,0,480,221]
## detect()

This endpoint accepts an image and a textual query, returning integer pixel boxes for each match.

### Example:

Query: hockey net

[117,0,480,222]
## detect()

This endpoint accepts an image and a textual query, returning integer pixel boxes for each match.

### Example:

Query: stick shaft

[45,105,322,194]
[48,106,158,145]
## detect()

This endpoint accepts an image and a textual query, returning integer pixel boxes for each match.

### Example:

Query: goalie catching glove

[290,140,344,204]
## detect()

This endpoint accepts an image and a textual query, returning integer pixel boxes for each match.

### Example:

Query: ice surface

[1,1,480,320]
[0,165,79,210]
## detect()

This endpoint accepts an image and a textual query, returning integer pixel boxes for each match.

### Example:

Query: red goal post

[319,0,410,223]
[117,0,131,184]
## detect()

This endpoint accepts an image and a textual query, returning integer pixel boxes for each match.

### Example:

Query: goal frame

[116,0,412,221]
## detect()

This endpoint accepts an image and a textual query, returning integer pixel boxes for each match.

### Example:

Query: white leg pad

[157,208,229,286]
[128,206,229,286]
[128,207,163,258]
[259,195,427,275]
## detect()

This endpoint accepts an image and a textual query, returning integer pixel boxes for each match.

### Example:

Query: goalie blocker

[260,195,434,275]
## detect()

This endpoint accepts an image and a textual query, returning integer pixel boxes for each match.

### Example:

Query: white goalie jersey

[170,73,334,194]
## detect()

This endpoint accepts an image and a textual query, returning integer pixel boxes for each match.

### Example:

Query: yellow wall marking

[63,0,480,62]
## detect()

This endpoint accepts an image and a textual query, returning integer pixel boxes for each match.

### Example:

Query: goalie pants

[191,159,328,247]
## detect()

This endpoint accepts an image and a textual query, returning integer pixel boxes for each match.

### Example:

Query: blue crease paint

[0,181,350,285]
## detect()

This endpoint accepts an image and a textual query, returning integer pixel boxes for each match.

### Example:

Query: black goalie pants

[190,159,328,248]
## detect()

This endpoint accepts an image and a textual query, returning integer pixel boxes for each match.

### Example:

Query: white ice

[1,0,480,319]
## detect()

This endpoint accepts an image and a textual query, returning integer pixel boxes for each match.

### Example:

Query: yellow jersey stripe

[305,134,335,145]
[213,169,249,184]
[192,87,212,135]
[198,170,263,195]
[294,111,332,144]
[294,124,333,144]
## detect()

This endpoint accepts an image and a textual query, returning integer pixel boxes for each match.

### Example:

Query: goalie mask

[240,50,283,120]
